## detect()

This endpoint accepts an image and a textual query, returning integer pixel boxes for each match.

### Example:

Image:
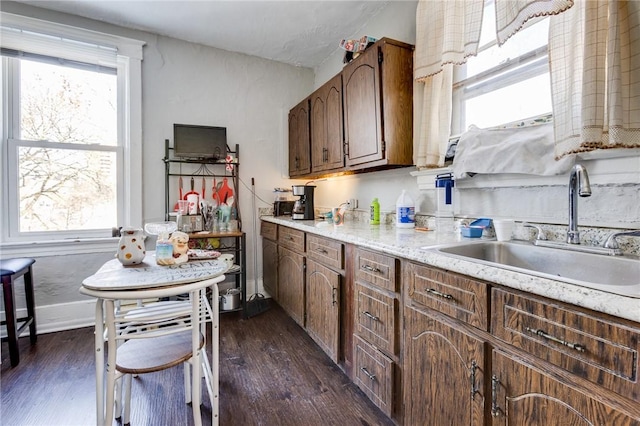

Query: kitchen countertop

[261,215,640,324]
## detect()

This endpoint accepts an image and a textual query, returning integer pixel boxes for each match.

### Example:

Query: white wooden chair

[87,276,223,426]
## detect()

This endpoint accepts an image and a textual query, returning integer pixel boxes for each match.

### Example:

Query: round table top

[82,254,229,291]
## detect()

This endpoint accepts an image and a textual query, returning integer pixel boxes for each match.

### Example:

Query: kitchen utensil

[220,288,241,311]
[201,177,206,199]
[183,176,199,200]
[218,177,233,204]
[173,173,184,211]
[212,176,221,204]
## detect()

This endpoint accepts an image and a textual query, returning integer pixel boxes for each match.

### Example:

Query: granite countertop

[261,215,640,324]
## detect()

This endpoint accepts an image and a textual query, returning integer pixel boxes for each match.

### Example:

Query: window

[6,56,119,236]
[451,0,552,134]
[1,13,144,247]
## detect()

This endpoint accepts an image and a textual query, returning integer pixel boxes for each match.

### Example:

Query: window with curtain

[451,1,552,134]
[1,13,144,244]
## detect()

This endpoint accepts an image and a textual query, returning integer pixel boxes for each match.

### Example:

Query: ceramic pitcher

[116,227,146,266]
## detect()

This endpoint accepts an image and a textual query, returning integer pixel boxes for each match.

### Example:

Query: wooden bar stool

[1,258,37,367]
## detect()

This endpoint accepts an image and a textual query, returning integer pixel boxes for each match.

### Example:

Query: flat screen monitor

[173,124,227,160]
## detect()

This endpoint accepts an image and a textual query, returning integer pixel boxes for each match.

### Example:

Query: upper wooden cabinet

[310,74,344,173]
[288,98,311,177]
[288,37,414,179]
[343,38,413,170]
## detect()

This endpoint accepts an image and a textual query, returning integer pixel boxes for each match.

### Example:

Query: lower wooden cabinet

[278,246,305,326]
[262,238,278,300]
[353,334,394,417]
[403,305,486,426]
[305,258,340,363]
[491,350,640,425]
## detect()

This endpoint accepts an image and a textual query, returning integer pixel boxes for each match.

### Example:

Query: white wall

[1,1,314,330]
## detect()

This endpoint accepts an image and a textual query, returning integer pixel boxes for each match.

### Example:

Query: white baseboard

[1,300,96,337]
[4,278,272,337]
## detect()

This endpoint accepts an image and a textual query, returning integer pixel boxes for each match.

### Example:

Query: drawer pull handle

[425,288,454,300]
[362,311,380,321]
[316,248,328,254]
[470,360,478,400]
[362,264,381,274]
[525,327,586,352]
[360,367,376,381]
[491,375,502,417]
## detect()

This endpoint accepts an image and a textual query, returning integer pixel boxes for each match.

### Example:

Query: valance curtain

[414,0,574,168]
[550,0,640,159]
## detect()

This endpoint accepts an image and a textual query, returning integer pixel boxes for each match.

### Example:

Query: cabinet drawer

[260,221,277,241]
[405,263,488,331]
[353,334,394,417]
[306,235,343,270]
[492,288,640,401]
[355,283,397,355]
[278,226,305,252]
[355,248,397,292]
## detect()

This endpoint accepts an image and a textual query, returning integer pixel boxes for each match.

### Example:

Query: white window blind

[1,26,117,68]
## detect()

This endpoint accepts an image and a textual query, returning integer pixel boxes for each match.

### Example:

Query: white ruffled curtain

[550,0,640,159]
[414,0,573,168]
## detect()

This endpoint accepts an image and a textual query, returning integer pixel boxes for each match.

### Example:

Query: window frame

[451,9,552,136]
[0,12,144,254]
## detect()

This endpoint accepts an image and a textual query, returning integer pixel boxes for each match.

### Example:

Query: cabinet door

[288,99,311,177]
[262,239,278,300]
[310,74,344,173]
[343,45,383,167]
[491,350,640,425]
[305,258,340,362]
[404,306,486,426]
[278,246,305,326]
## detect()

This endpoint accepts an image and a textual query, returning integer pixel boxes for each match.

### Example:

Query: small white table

[81,254,228,426]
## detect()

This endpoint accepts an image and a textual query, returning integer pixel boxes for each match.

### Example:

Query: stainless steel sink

[427,240,640,298]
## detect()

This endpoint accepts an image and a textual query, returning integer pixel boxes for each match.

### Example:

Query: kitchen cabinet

[288,98,311,177]
[403,261,640,426]
[491,349,640,425]
[277,246,305,327]
[277,227,306,326]
[310,74,344,173]
[260,221,278,300]
[342,38,413,170]
[352,247,401,419]
[404,305,486,425]
[305,235,344,363]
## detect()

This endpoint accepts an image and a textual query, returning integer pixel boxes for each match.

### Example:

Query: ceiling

[12,0,394,68]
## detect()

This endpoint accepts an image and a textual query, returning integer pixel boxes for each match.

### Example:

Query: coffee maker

[292,185,315,220]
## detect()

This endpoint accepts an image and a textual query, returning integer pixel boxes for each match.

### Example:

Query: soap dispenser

[435,173,455,232]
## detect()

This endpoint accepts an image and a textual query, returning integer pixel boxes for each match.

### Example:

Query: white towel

[452,122,575,179]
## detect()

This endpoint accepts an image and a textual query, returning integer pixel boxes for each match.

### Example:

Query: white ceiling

[12,0,394,68]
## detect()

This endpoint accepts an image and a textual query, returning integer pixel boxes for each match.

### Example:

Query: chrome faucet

[567,164,591,244]
[604,230,640,252]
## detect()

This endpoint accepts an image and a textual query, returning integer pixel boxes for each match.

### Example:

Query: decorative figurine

[170,231,190,264]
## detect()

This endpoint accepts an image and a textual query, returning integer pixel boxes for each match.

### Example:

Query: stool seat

[1,257,37,367]
[1,258,36,276]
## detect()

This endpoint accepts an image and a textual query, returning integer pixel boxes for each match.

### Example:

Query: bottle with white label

[396,190,415,228]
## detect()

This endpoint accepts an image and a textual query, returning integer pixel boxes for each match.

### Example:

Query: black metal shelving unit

[163,139,247,316]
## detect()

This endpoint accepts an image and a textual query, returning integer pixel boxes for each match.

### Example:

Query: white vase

[116,227,146,266]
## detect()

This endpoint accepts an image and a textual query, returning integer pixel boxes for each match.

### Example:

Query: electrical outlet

[346,198,358,210]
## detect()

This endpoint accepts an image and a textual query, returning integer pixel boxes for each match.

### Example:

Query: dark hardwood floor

[1,303,394,426]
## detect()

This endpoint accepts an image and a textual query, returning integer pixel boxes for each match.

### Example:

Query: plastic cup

[493,219,515,241]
